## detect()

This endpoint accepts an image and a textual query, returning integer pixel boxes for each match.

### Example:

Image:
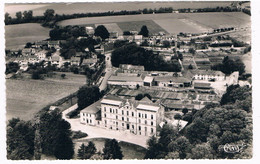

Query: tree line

[6,5,248,26]
[178,6,241,13]
[4,7,174,26]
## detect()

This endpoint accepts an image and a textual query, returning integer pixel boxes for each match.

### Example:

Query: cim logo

[223,143,246,153]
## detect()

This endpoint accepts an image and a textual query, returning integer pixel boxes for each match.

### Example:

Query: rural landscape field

[5,1,232,17]
[5,23,50,50]
[57,12,250,35]
[6,73,86,121]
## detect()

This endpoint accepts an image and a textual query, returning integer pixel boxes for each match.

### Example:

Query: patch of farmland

[154,18,209,34]
[117,20,168,35]
[95,23,123,35]
[5,23,50,50]
[57,13,184,27]
[186,12,250,29]
[6,73,86,121]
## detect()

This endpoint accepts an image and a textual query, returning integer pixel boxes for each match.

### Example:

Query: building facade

[80,95,164,136]
[100,95,164,136]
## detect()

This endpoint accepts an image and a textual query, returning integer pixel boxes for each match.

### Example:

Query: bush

[72,131,88,139]
[66,110,79,118]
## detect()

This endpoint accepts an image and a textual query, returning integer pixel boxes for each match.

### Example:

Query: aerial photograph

[4,1,252,160]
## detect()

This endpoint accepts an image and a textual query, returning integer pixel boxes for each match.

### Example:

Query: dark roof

[194,82,211,89]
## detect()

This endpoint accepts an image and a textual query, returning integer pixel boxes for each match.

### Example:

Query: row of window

[82,113,92,117]
[104,114,154,125]
[138,113,154,120]
[104,107,136,117]
[104,115,154,126]
[83,118,92,124]
[104,120,154,134]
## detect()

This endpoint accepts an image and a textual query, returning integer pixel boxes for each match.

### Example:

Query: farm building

[154,76,192,88]
[107,75,144,89]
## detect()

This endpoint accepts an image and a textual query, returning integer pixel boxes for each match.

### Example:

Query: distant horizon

[5,1,235,17]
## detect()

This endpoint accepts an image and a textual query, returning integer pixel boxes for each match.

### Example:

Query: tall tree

[44,9,55,22]
[139,25,149,37]
[167,136,191,159]
[103,139,123,159]
[39,110,74,159]
[23,10,33,21]
[94,25,110,40]
[15,12,22,22]
[7,118,35,160]
[77,86,101,110]
[186,143,214,159]
[77,143,86,159]
[5,12,12,24]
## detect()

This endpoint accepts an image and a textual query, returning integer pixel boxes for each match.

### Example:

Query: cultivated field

[95,23,123,36]
[5,1,232,17]
[5,23,50,50]
[6,73,86,121]
[57,12,250,35]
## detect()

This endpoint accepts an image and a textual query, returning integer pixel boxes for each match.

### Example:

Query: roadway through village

[62,104,149,148]
[98,51,114,91]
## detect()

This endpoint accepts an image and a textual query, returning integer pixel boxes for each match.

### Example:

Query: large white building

[80,95,164,136]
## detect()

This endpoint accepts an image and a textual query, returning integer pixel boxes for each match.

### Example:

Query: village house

[22,48,32,56]
[85,26,95,36]
[35,50,47,61]
[70,56,81,66]
[109,31,119,38]
[28,56,39,64]
[34,41,48,48]
[48,41,60,49]
[50,51,63,68]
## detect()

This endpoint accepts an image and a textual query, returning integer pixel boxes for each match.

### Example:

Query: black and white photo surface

[2,0,255,161]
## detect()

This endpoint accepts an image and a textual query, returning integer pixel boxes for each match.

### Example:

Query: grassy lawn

[6,73,86,121]
[5,23,50,50]
[74,138,147,159]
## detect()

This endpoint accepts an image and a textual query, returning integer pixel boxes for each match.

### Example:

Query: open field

[95,23,123,35]
[117,20,167,35]
[6,73,86,121]
[74,138,146,159]
[57,12,250,35]
[5,1,232,17]
[5,23,50,50]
